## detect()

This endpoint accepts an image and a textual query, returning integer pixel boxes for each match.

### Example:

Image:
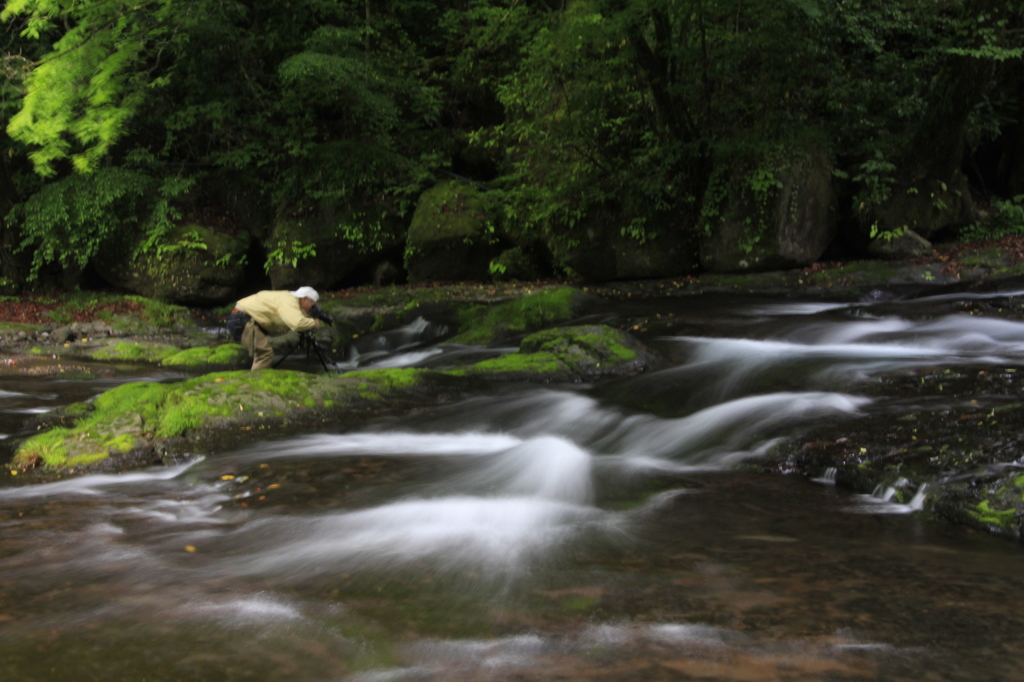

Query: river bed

[2,286,1024,681]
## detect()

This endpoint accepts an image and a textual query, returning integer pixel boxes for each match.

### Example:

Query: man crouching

[226,286,322,370]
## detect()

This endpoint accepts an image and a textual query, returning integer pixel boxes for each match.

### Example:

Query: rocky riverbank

[4,239,1024,543]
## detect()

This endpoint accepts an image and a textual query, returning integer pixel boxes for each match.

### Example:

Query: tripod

[273,331,339,373]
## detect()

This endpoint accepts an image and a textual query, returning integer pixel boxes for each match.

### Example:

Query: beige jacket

[235,290,317,336]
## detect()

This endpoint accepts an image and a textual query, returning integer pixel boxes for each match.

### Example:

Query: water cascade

[3,288,1024,680]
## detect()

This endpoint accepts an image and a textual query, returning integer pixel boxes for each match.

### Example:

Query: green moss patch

[969,499,1017,530]
[11,368,441,472]
[12,380,168,471]
[457,352,565,378]
[407,181,487,243]
[452,324,647,382]
[162,344,249,368]
[11,325,650,473]
[0,322,44,335]
[90,341,182,362]
[343,368,428,390]
[451,286,578,345]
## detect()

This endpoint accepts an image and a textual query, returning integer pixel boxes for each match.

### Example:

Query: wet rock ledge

[8,324,651,474]
[757,364,1024,541]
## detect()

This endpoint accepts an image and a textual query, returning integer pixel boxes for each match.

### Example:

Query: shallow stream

[2,285,1024,681]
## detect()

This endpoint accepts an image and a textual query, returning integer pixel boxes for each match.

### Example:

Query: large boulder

[700,147,836,273]
[265,197,406,290]
[93,223,249,306]
[865,172,976,241]
[490,246,548,282]
[544,203,698,282]
[405,181,500,283]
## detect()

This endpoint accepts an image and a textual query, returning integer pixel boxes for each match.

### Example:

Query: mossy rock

[406,181,499,283]
[869,172,976,240]
[9,368,448,472]
[264,196,405,291]
[161,344,249,369]
[700,145,836,273]
[92,223,250,306]
[450,286,583,345]
[18,339,185,362]
[113,296,198,331]
[451,324,651,383]
[547,201,700,282]
[490,246,548,283]
[90,341,183,363]
[9,321,654,473]
[867,228,933,261]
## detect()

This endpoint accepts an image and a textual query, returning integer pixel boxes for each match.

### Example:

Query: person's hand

[313,320,321,329]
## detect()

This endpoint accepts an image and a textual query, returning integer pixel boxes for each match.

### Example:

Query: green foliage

[960,196,1024,243]
[155,229,207,259]
[853,152,898,208]
[869,224,908,241]
[265,240,317,274]
[11,166,155,279]
[2,0,1023,283]
[2,0,199,175]
[124,295,193,328]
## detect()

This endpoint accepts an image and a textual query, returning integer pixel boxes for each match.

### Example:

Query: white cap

[290,286,319,302]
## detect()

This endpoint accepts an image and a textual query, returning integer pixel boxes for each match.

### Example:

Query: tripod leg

[272,335,302,369]
[311,340,338,373]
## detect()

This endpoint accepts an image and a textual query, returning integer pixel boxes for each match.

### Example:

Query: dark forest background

[1,0,1022,303]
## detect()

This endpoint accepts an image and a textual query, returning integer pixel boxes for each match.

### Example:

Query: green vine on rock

[265,240,317,273]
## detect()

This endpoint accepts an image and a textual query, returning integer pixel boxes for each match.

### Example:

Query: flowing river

[2,285,1024,681]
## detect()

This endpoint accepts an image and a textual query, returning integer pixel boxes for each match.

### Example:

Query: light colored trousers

[241,320,275,370]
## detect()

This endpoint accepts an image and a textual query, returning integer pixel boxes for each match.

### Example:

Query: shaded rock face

[759,366,1024,542]
[867,228,933,261]
[406,181,500,283]
[550,204,699,282]
[867,172,977,241]
[700,147,836,273]
[490,246,548,282]
[266,198,406,290]
[93,224,249,306]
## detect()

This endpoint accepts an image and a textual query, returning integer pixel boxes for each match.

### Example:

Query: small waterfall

[348,317,450,368]
[812,467,838,485]
[908,484,928,511]
[856,479,927,514]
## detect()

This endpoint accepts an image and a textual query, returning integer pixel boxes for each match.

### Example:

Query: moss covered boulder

[10,368,452,472]
[9,320,655,473]
[405,181,499,283]
[700,146,836,273]
[450,286,585,345]
[91,341,184,363]
[867,172,976,241]
[546,202,699,282]
[265,197,406,290]
[161,344,249,369]
[452,324,652,383]
[92,223,250,306]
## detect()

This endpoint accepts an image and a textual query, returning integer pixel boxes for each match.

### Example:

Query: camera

[309,304,334,326]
